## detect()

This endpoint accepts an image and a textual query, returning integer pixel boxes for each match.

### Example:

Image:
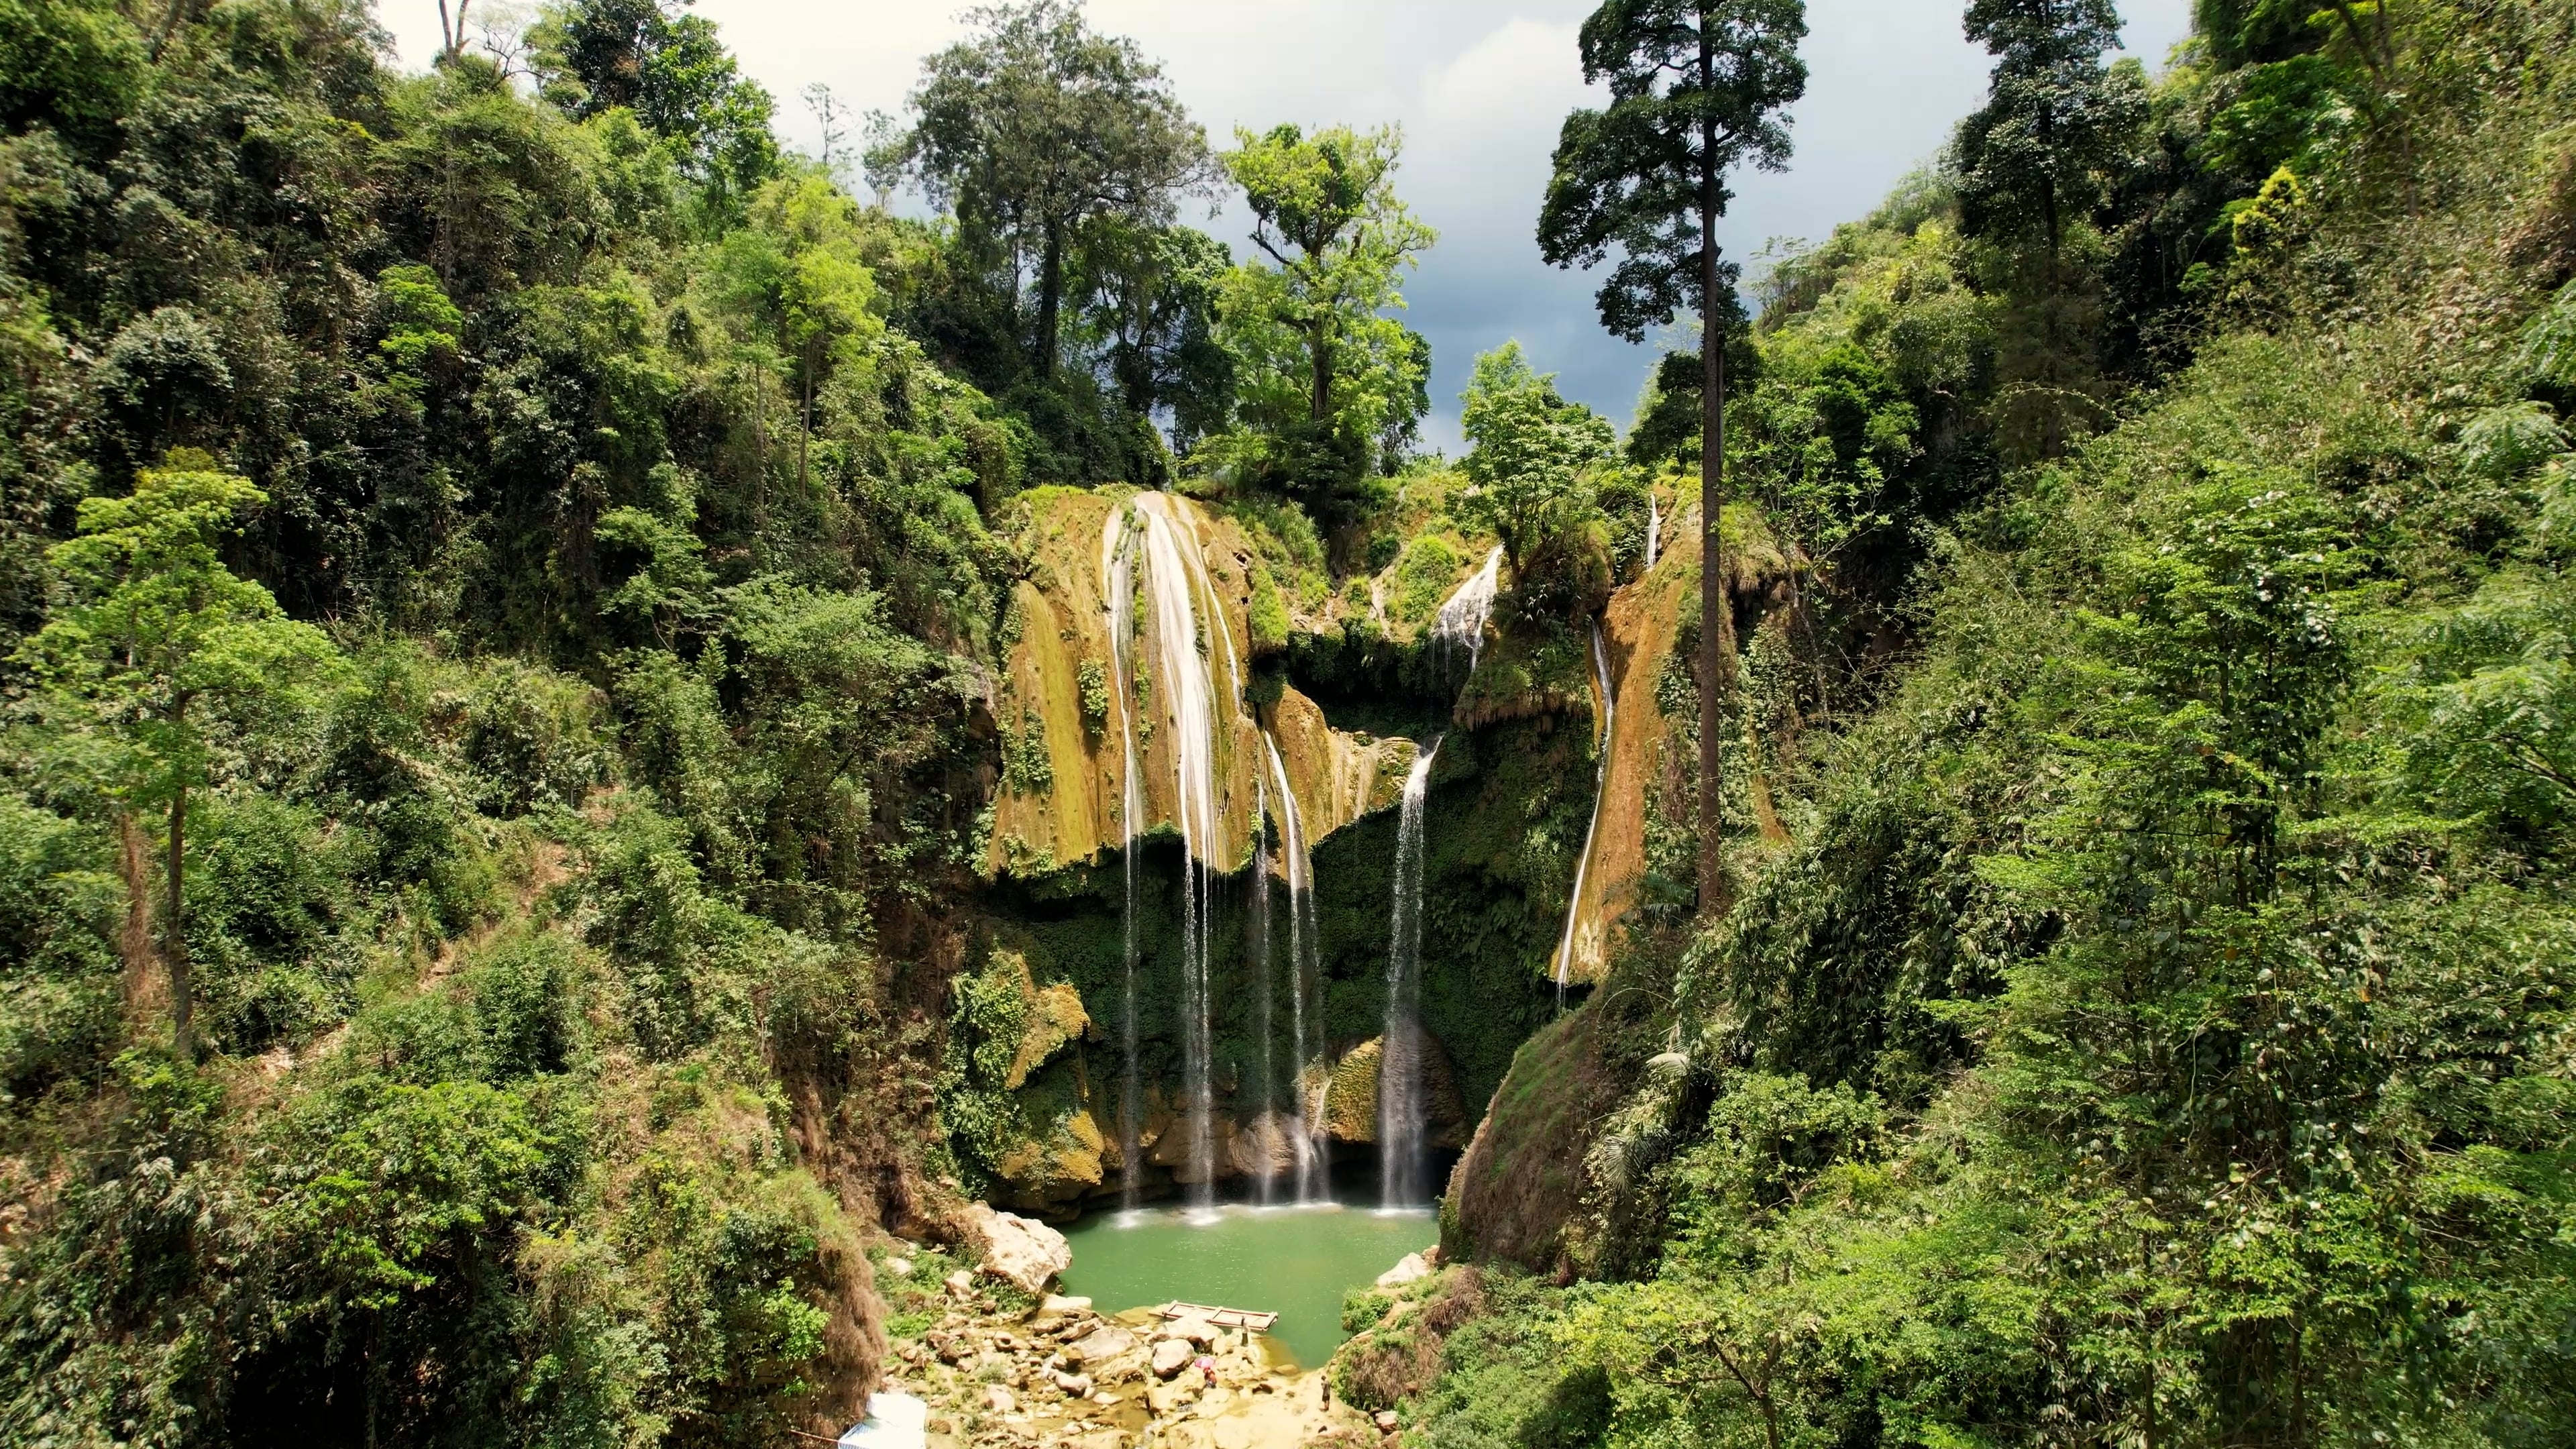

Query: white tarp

[837,1391,928,1449]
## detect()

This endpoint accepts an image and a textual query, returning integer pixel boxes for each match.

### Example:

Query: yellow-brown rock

[985,486,1421,880]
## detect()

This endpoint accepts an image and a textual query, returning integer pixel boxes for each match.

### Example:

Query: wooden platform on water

[1153,1301,1279,1332]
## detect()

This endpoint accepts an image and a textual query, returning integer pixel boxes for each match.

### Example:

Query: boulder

[884,1256,913,1278]
[1039,1293,1093,1316]
[1155,1315,1218,1348]
[1228,1110,1302,1181]
[965,1203,1072,1294]
[1375,1410,1401,1431]
[1375,1252,1433,1289]
[943,1269,975,1298]
[981,1385,1016,1414]
[1061,1324,1138,1370]
[1052,1370,1094,1397]
[1150,1338,1195,1380]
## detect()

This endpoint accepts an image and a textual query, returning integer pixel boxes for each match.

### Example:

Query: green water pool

[1055,1204,1436,1368]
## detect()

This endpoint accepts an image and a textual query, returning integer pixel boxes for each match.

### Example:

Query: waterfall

[1380,737,1441,1210]
[1430,547,1504,676]
[1130,492,1240,1212]
[1262,733,1328,1204]
[1552,623,1617,997]
[1644,492,1661,571]
[1251,772,1277,1205]
[1100,506,1144,1209]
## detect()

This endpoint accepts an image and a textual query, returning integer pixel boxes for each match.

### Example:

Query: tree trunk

[150,0,193,61]
[115,812,158,1018]
[1697,30,1736,922]
[166,784,192,1063]
[1037,221,1065,381]
[1309,317,1333,426]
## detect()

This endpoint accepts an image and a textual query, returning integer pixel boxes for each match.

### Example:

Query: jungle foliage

[1416,3,2576,1448]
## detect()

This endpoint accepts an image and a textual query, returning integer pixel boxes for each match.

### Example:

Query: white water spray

[1552,623,1617,998]
[1380,738,1441,1209]
[1430,547,1504,676]
[1644,492,1661,572]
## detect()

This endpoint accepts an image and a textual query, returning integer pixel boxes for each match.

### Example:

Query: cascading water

[1250,773,1277,1205]
[1644,492,1661,570]
[1100,506,1144,1210]
[1262,733,1328,1203]
[1430,547,1505,676]
[1129,492,1241,1212]
[1552,623,1617,1000]
[1380,737,1441,1210]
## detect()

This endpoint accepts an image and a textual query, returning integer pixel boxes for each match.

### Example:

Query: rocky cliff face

[984,488,1413,881]
[966,486,1613,1220]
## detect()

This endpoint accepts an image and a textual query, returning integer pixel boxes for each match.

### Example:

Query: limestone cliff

[985,486,1414,879]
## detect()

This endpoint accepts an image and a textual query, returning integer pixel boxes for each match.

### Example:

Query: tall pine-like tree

[1954,0,2145,265]
[1536,0,1807,918]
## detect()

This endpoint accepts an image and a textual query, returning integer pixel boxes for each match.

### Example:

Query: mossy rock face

[1322,1034,1470,1150]
[1007,979,1089,1089]
[970,490,1595,1203]
[994,1099,1107,1218]
[1442,1002,1615,1273]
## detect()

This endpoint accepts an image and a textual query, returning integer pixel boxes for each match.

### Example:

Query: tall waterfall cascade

[1103,492,1247,1211]
[1553,623,1617,994]
[1099,506,1144,1209]
[1644,493,1660,570]
[1380,738,1442,1210]
[1431,547,1505,674]
[1262,733,1330,1203]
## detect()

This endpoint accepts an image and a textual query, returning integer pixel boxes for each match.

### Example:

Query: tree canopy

[1210,121,1436,515]
[873,0,1209,381]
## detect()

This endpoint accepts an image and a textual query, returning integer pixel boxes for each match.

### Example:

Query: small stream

[1056,1204,1435,1369]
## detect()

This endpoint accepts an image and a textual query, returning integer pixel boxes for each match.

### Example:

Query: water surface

[1056,1204,1434,1369]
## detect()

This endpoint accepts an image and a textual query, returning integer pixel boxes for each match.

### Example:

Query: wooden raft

[1152,1301,1279,1332]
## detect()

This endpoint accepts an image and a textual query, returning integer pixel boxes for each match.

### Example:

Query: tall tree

[1953,0,2144,266]
[14,462,339,1061]
[1217,123,1436,511]
[1536,0,1808,919]
[537,0,780,201]
[877,0,1208,381]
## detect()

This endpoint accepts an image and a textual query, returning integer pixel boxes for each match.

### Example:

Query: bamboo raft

[1152,1301,1279,1332]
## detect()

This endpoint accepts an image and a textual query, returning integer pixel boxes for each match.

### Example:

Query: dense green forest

[0,0,2571,1445]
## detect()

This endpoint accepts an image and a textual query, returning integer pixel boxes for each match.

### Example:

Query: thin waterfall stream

[1380,738,1441,1210]
[1262,733,1329,1204]
[1251,772,1276,1205]
[1552,622,1617,1000]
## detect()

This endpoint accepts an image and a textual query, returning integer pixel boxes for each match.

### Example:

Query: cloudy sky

[380,0,2192,447]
